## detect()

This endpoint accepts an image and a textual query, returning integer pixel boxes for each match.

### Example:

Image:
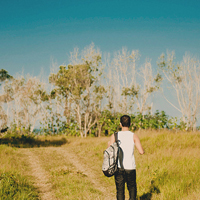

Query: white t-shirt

[117,131,136,170]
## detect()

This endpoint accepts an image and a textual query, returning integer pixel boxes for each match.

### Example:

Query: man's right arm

[133,134,144,154]
[107,134,115,148]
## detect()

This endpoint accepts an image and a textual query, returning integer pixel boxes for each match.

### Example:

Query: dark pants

[114,168,137,200]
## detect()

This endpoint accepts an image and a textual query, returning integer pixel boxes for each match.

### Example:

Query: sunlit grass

[63,130,200,200]
[0,145,40,199]
[0,130,199,199]
[135,130,200,199]
[30,148,103,199]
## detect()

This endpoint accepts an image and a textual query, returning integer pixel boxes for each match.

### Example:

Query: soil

[51,147,116,200]
[21,149,56,200]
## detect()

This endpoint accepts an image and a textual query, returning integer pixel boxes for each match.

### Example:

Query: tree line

[0,44,200,137]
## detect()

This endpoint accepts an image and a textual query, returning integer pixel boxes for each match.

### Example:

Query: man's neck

[121,127,129,131]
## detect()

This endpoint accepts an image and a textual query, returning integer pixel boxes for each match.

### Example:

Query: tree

[158,52,200,131]
[0,75,47,133]
[123,58,161,115]
[38,89,63,134]
[0,69,13,84]
[49,44,104,137]
[103,48,139,113]
[0,105,7,130]
[106,48,161,117]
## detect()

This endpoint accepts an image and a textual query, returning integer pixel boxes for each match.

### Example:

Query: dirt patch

[21,149,56,200]
[50,147,116,200]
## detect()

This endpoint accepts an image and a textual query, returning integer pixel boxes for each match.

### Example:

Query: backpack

[102,132,123,177]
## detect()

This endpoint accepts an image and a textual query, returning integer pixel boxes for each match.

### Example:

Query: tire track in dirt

[21,149,56,200]
[50,147,116,200]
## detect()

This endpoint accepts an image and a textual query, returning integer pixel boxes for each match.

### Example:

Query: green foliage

[167,117,178,130]
[121,85,139,97]
[48,47,104,137]
[39,109,190,137]
[98,110,121,135]
[130,110,168,131]
[49,64,96,98]
[9,122,32,134]
[61,121,80,136]
[0,171,39,200]
[80,110,169,136]
[0,69,13,83]
[2,109,189,137]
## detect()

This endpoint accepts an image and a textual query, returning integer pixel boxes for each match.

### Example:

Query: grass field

[0,130,200,200]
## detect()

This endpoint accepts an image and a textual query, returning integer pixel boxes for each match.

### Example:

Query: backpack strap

[114,132,119,147]
[114,131,124,169]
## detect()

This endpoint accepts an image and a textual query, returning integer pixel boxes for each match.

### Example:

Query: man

[108,115,144,200]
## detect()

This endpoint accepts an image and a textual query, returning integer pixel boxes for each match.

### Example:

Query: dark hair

[120,115,131,127]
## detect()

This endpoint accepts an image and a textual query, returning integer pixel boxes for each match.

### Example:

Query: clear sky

[1,0,200,117]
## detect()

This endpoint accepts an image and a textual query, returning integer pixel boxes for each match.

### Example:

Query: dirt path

[21,149,56,200]
[50,147,116,200]
[20,147,115,200]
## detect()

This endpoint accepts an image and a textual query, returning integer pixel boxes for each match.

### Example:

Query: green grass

[0,171,39,200]
[0,145,40,200]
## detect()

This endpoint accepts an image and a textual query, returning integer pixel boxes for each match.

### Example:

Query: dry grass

[62,130,200,200]
[28,147,103,199]
[135,130,200,199]
[0,130,200,199]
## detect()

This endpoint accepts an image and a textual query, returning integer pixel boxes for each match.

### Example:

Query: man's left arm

[134,134,144,154]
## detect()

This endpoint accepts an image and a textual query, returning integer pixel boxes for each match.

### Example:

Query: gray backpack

[102,132,123,177]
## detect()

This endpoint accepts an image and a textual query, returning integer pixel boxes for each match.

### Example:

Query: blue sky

[1,0,200,117]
